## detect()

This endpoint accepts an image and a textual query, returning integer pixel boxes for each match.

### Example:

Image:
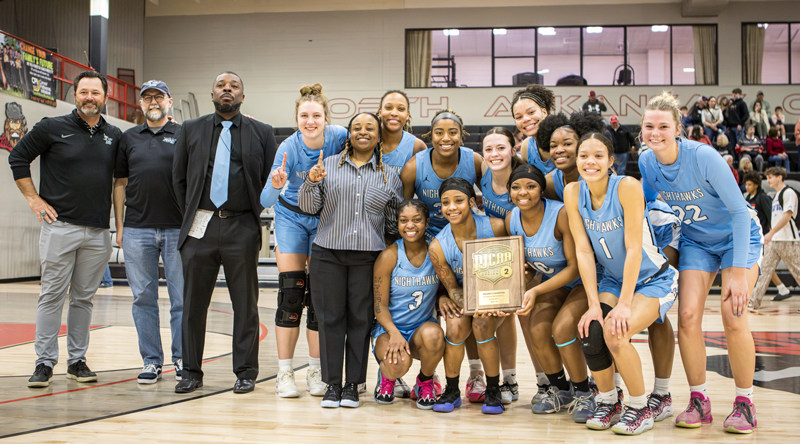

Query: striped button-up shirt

[299,152,402,251]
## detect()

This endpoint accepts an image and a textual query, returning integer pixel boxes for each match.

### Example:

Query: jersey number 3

[408,291,423,310]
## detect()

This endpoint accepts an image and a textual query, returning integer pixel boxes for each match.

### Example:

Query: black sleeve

[599,102,607,112]
[8,117,51,180]
[114,131,129,179]
[173,121,189,214]
[758,194,772,229]
[262,123,277,189]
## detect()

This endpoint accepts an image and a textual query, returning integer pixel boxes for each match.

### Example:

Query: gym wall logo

[472,245,514,284]
[0,101,27,152]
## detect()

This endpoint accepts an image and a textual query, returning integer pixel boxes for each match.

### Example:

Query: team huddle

[265,83,762,436]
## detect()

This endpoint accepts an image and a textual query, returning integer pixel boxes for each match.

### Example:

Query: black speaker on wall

[512,72,543,86]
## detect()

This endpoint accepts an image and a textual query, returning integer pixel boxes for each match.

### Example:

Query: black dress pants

[309,244,380,386]
[180,214,261,381]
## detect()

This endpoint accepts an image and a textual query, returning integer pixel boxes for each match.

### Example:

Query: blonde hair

[717,134,729,147]
[641,91,682,135]
[295,83,329,120]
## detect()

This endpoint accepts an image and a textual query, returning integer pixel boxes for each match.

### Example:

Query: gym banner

[0,32,57,107]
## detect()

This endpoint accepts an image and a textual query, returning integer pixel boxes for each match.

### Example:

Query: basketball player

[261,84,347,398]
[564,132,678,435]
[638,92,762,434]
[377,90,427,175]
[512,84,556,174]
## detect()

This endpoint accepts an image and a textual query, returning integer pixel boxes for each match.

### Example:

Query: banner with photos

[0,31,57,107]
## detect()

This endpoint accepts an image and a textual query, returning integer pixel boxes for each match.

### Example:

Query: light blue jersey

[383,131,417,176]
[508,202,580,290]
[435,215,495,286]
[647,199,681,251]
[552,169,580,202]
[527,138,555,174]
[480,168,514,219]
[638,139,761,269]
[415,147,478,237]
[261,125,348,208]
[578,175,668,284]
[388,239,440,330]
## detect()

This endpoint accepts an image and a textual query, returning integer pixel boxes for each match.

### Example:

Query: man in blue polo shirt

[113,80,184,384]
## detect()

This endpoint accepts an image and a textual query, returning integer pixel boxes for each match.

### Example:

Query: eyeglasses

[141,95,166,103]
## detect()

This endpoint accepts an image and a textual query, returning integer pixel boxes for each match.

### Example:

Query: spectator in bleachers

[701,96,725,143]
[723,154,739,183]
[607,115,635,176]
[680,106,693,135]
[581,90,606,116]
[716,133,733,157]
[729,88,750,141]
[750,91,771,116]
[689,126,712,146]
[719,96,731,127]
[689,96,707,133]
[738,124,764,171]
[771,106,786,141]
[737,157,752,190]
[513,127,525,154]
[749,101,770,139]
[766,127,790,172]
[795,117,800,142]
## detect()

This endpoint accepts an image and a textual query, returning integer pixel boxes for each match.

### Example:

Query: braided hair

[421,109,470,142]
[537,110,605,150]
[338,112,388,183]
[511,84,556,115]
[379,90,413,133]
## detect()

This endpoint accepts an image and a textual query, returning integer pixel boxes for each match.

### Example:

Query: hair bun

[300,83,323,96]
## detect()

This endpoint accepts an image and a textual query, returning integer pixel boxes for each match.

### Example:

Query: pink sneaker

[374,373,395,405]
[414,376,437,410]
[411,373,442,400]
[675,392,713,428]
[466,371,486,403]
[723,396,757,434]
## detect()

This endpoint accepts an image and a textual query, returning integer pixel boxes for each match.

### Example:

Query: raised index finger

[317,150,325,165]
[281,152,287,169]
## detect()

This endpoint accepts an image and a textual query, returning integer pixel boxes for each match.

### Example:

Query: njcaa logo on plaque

[472,245,514,285]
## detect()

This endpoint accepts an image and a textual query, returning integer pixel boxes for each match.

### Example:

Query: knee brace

[275,271,307,328]
[580,303,614,372]
[305,277,318,331]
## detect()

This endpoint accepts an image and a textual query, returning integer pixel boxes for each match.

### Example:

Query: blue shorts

[598,266,679,323]
[274,202,319,255]
[677,220,763,273]
[371,316,439,344]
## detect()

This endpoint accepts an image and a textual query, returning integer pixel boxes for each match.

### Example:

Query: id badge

[188,209,213,239]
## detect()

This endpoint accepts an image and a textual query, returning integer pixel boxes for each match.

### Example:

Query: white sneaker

[394,377,412,398]
[306,368,326,397]
[358,382,367,394]
[276,369,301,398]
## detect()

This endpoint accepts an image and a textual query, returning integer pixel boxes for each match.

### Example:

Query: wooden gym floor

[0,281,798,443]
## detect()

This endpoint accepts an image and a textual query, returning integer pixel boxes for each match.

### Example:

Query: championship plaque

[463,235,525,315]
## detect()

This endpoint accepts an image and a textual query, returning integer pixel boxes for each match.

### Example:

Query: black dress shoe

[175,378,203,393]
[233,378,255,394]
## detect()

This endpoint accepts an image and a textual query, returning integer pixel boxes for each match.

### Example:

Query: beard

[145,105,167,122]
[213,100,241,114]
[77,100,104,116]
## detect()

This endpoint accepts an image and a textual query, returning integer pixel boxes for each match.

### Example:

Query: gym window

[405,24,718,88]
[742,22,800,85]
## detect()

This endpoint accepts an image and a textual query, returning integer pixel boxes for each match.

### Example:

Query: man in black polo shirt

[608,115,635,175]
[113,80,184,385]
[8,71,121,387]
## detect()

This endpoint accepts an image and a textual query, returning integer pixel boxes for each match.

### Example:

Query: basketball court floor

[0,281,798,442]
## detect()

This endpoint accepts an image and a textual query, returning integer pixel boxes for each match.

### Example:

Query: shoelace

[440,385,460,402]
[593,403,616,421]
[378,377,395,395]
[729,401,755,425]
[278,371,294,385]
[142,363,159,374]
[544,386,563,410]
[418,380,436,400]
[647,394,666,412]
[469,375,486,392]
[74,361,90,373]
[620,406,646,428]
[568,393,594,414]
[687,397,707,419]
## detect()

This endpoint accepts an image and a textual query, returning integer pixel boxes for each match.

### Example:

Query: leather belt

[217,209,246,219]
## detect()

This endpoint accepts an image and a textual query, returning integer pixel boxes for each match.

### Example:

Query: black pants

[180,214,261,381]
[309,245,379,386]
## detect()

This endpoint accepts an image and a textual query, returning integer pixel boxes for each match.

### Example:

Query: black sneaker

[773,292,793,301]
[482,384,505,414]
[340,383,360,408]
[66,360,98,383]
[433,385,462,413]
[321,383,342,408]
[28,363,53,388]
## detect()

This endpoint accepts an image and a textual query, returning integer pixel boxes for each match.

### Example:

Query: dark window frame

[741,22,799,85]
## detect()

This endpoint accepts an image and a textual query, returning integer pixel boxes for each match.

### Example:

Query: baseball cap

[610,115,618,123]
[140,80,170,97]
[757,90,764,96]
[701,96,708,101]
[589,90,596,96]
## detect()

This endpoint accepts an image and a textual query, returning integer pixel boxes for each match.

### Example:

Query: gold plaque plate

[463,235,525,315]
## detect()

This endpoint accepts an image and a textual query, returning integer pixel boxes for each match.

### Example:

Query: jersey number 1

[599,238,613,259]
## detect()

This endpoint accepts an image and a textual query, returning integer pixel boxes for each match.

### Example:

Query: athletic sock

[468,359,482,377]
[486,375,500,388]
[777,283,789,295]
[573,378,590,393]
[546,369,571,392]
[629,394,647,410]
[278,359,292,372]
[600,389,617,404]
[614,373,622,388]
[735,386,754,402]
[653,378,670,395]
[308,357,320,370]
[418,372,433,382]
[536,372,549,386]
[446,376,460,390]
[689,383,708,398]
[502,369,517,385]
